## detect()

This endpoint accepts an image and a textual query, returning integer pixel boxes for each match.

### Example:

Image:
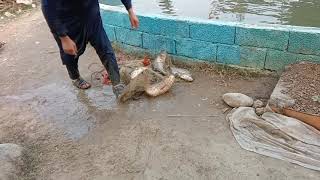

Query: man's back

[41,0,99,17]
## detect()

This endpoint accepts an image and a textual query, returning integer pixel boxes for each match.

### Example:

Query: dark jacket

[41,0,132,37]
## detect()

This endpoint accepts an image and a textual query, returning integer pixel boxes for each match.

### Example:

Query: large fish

[171,67,194,82]
[153,51,168,75]
[145,75,175,97]
[130,67,148,79]
[119,70,148,102]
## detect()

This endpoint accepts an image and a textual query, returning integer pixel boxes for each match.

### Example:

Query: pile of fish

[119,51,193,102]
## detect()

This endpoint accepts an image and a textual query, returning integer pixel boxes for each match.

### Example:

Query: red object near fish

[143,56,151,66]
[102,70,111,85]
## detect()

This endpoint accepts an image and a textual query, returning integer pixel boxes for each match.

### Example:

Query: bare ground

[0,10,319,180]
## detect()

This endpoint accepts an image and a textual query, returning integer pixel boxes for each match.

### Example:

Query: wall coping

[100,4,320,33]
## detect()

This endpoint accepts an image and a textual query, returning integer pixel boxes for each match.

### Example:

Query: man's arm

[121,0,132,11]
[42,0,68,37]
[120,0,139,28]
[42,0,77,55]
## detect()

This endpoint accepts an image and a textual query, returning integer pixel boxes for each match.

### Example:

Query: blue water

[100,0,320,27]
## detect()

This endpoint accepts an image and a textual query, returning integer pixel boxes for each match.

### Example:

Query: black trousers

[53,15,120,85]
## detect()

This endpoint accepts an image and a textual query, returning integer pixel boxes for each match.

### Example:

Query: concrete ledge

[100,4,320,71]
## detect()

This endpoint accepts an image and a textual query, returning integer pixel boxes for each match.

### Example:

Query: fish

[145,75,175,97]
[119,70,148,102]
[130,67,148,79]
[153,51,168,75]
[170,67,193,82]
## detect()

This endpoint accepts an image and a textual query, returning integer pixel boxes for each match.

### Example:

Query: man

[41,0,139,97]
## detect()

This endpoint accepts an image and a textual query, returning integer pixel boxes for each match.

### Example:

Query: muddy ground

[0,10,319,180]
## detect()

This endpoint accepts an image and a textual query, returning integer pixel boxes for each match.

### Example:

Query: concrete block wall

[100,5,320,71]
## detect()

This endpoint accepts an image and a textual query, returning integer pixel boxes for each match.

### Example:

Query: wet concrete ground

[0,11,319,180]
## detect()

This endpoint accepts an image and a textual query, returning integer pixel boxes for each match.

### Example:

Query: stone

[253,100,264,108]
[16,0,32,5]
[222,93,254,108]
[0,143,24,180]
[255,108,265,116]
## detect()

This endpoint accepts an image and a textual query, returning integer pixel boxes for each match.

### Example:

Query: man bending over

[41,0,139,97]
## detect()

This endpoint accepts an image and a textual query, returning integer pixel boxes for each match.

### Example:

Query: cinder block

[113,42,148,55]
[296,54,320,63]
[236,26,289,50]
[265,50,299,71]
[190,23,235,44]
[103,24,116,42]
[288,30,320,56]
[240,46,267,69]
[217,45,240,64]
[115,27,142,47]
[142,33,176,54]
[139,15,189,38]
[176,38,217,61]
[101,10,131,28]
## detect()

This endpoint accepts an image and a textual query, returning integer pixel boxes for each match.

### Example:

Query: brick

[113,42,148,55]
[103,24,116,42]
[139,15,189,38]
[217,45,240,64]
[296,54,320,63]
[190,23,235,44]
[115,27,142,47]
[288,30,320,56]
[142,33,176,54]
[265,50,299,71]
[236,26,289,50]
[101,10,131,28]
[176,38,217,61]
[240,46,267,69]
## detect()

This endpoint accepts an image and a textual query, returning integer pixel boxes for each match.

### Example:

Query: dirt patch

[280,62,320,116]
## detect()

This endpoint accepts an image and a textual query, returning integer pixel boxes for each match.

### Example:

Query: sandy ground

[0,10,319,180]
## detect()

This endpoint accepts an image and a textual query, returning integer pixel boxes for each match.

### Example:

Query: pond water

[100,0,320,27]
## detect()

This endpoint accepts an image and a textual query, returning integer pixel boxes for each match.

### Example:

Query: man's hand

[128,8,139,28]
[60,36,78,56]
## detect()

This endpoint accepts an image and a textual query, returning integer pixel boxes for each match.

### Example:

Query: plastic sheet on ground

[227,107,320,171]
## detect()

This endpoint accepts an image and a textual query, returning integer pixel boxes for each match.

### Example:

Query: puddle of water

[85,86,118,111]
[101,0,320,27]
[1,83,121,140]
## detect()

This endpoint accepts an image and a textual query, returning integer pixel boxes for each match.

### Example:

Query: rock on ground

[223,93,254,108]
[0,143,24,180]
